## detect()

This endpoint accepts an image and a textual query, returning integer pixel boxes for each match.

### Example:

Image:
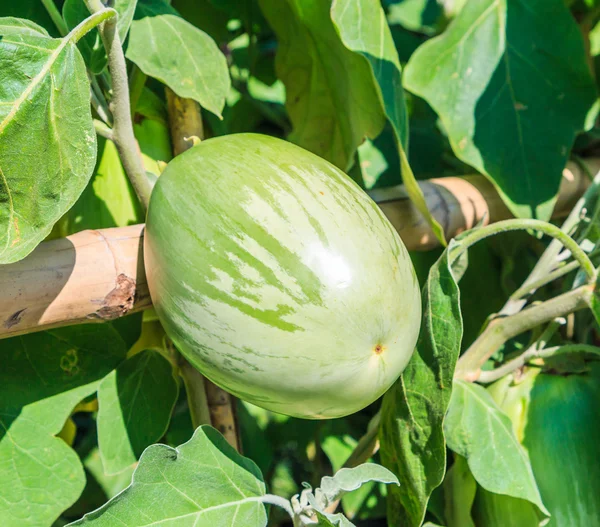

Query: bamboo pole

[0,159,596,340]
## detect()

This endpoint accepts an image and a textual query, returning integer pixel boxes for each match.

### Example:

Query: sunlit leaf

[444,381,549,518]
[380,241,463,527]
[0,17,99,263]
[127,0,230,118]
[68,426,268,526]
[404,0,597,219]
[331,0,446,245]
[259,0,385,171]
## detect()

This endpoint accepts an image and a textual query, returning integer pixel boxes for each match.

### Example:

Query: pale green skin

[145,134,421,419]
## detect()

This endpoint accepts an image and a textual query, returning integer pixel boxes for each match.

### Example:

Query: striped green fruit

[473,363,600,526]
[144,133,421,419]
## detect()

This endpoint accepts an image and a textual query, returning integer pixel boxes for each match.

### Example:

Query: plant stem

[454,285,594,380]
[478,343,600,383]
[70,8,116,43]
[85,0,153,211]
[324,412,381,515]
[452,218,596,283]
[343,412,380,469]
[40,0,68,36]
[260,495,295,520]
[93,119,113,140]
[176,353,212,428]
[90,74,113,125]
[510,260,581,301]
[502,166,600,315]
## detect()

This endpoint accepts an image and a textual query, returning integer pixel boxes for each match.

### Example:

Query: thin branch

[478,343,600,383]
[40,0,68,36]
[93,119,113,141]
[452,218,596,283]
[509,260,581,301]
[176,350,211,428]
[85,0,153,211]
[90,74,113,125]
[454,285,594,381]
[501,164,600,315]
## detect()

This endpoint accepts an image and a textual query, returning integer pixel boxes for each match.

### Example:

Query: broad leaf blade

[0,28,96,263]
[0,325,129,526]
[259,0,385,171]
[380,242,463,527]
[331,0,447,246]
[0,17,49,36]
[444,381,549,518]
[68,426,268,526]
[97,350,178,475]
[404,0,597,219]
[127,2,230,118]
[51,137,144,238]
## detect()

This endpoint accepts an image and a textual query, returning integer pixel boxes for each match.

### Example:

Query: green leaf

[0,20,97,263]
[2,0,59,36]
[0,325,129,527]
[68,426,268,526]
[443,455,476,527]
[331,0,446,245]
[0,17,49,36]
[404,0,597,219]
[319,464,399,504]
[84,448,136,500]
[63,0,138,74]
[127,1,230,118]
[51,137,144,238]
[97,350,178,475]
[380,242,463,527]
[259,0,385,171]
[444,380,549,518]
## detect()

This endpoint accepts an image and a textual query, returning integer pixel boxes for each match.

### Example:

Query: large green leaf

[0,17,99,263]
[0,17,49,36]
[380,241,463,527]
[51,137,144,238]
[331,0,446,246]
[259,0,385,171]
[0,325,129,527]
[444,381,549,518]
[97,350,178,475]
[63,0,138,74]
[127,0,230,118]
[404,0,597,219]
[68,426,268,526]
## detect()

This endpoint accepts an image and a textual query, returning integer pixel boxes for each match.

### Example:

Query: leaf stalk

[84,0,153,211]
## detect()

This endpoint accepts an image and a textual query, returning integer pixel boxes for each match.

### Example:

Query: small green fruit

[145,134,421,418]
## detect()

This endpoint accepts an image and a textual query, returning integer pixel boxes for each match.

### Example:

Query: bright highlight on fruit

[145,133,421,419]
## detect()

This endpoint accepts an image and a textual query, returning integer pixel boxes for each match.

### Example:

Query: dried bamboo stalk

[0,159,595,341]
[0,224,150,339]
